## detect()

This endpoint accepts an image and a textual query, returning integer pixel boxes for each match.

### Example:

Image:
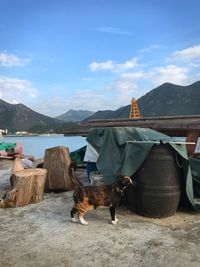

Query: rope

[175,152,183,168]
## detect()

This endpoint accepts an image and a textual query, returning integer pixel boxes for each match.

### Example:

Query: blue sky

[0,0,200,117]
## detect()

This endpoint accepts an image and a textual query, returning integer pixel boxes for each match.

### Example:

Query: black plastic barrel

[125,144,182,218]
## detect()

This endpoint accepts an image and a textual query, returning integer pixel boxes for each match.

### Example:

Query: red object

[14,143,23,155]
[0,150,8,156]
[186,131,199,157]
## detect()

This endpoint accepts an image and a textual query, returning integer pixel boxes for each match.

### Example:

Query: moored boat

[0,142,23,159]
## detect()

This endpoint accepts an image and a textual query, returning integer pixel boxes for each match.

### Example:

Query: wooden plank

[88,115,200,123]
[61,115,200,138]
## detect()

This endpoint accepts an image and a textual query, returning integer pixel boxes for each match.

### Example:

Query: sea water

[2,135,200,159]
[3,135,86,159]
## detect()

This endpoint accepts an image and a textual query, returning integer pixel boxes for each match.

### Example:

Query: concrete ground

[1,160,200,267]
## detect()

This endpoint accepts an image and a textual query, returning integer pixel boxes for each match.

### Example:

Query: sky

[0,0,200,117]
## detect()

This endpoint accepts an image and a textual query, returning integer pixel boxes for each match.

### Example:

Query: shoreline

[4,133,64,137]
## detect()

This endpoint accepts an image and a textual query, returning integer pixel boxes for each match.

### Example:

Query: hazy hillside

[56,109,95,122]
[0,99,70,133]
[86,81,200,120]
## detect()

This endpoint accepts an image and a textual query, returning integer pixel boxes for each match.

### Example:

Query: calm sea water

[2,135,200,159]
[3,136,86,159]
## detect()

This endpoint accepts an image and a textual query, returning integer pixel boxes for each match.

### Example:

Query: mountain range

[0,99,70,133]
[85,81,200,120]
[56,109,95,122]
[138,81,200,117]
[0,81,200,133]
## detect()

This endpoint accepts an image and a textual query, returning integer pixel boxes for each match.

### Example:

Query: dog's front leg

[109,206,118,224]
[78,213,88,225]
[71,207,79,223]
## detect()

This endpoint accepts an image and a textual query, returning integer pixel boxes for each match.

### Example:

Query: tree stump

[0,168,47,208]
[43,146,81,191]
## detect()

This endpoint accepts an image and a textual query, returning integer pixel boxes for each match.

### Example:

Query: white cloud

[32,90,108,116]
[149,65,188,86]
[0,52,30,67]
[89,60,113,72]
[105,79,137,94]
[120,72,144,80]
[96,27,131,35]
[102,79,139,109]
[139,44,160,53]
[167,44,200,61]
[0,76,38,99]
[32,82,138,117]
[5,43,198,117]
[86,47,199,114]
[89,58,138,73]
[71,90,106,110]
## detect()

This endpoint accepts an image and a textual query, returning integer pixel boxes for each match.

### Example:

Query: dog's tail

[73,186,85,202]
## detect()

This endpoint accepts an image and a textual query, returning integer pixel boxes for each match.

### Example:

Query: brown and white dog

[70,176,132,225]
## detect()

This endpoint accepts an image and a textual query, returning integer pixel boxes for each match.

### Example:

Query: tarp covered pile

[86,127,199,210]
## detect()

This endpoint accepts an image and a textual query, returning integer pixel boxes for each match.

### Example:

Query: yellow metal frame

[129,98,141,119]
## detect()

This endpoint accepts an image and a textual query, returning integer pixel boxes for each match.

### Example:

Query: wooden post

[11,157,24,172]
[10,158,24,187]
[0,168,47,208]
[43,146,81,191]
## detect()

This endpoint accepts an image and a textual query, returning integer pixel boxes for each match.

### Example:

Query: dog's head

[118,175,133,188]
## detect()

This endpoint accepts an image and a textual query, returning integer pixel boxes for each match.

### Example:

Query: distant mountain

[83,106,129,121]
[0,99,70,133]
[56,109,95,122]
[138,81,200,116]
[1,81,199,133]
[86,81,200,120]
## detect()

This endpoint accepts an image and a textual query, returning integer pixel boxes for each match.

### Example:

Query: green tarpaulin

[0,142,16,151]
[86,127,197,210]
[189,157,200,197]
[70,146,86,165]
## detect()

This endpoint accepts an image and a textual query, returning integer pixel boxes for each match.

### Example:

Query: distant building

[0,129,8,135]
[16,131,29,135]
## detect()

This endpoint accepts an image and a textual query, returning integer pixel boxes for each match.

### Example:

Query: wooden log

[0,168,47,208]
[11,157,24,172]
[10,158,24,187]
[43,146,81,191]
